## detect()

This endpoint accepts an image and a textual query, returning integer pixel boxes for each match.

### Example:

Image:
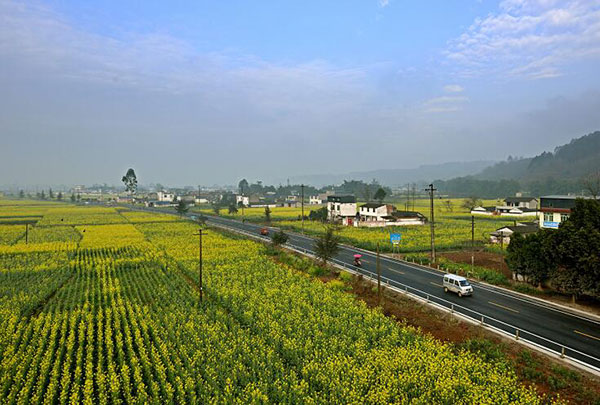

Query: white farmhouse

[327,195,357,225]
[157,191,175,202]
[359,203,395,222]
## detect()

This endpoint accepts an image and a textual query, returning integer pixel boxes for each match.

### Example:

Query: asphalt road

[201,214,600,371]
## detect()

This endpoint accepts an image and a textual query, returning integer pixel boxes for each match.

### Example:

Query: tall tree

[374,187,387,203]
[71,193,76,202]
[228,204,238,215]
[48,188,54,199]
[505,231,554,287]
[176,200,189,216]
[264,206,272,223]
[57,192,63,201]
[19,190,24,198]
[122,168,138,200]
[553,199,600,301]
[238,178,249,195]
[314,226,341,265]
[40,190,46,200]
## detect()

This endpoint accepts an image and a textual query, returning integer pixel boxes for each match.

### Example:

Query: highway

[201,214,600,372]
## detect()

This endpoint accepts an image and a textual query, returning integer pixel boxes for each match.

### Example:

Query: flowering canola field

[0,201,548,403]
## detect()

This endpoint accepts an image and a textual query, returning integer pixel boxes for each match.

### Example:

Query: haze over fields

[1,0,600,186]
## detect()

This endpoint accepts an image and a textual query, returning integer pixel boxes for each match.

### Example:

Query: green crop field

[0,200,548,403]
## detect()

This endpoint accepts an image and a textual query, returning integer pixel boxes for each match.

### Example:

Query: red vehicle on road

[260,227,269,236]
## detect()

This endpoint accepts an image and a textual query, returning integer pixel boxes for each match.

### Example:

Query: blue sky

[1,0,600,186]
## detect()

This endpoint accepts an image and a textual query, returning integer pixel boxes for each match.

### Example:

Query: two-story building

[539,195,578,229]
[359,203,395,222]
[157,191,175,202]
[327,195,357,225]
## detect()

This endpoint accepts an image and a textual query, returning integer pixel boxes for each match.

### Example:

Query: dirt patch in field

[440,250,512,279]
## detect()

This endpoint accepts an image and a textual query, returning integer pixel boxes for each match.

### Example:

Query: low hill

[437,131,600,197]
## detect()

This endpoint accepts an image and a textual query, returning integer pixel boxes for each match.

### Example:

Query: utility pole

[425,183,437,263]
[301,184,305,234]
[471,215,475,275]
[377,242,381,303]
[194,228,204,305]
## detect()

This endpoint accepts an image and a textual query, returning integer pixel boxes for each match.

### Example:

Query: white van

[443,274,473,297]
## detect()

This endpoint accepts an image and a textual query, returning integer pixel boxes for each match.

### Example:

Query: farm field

[0,200,554,403]
[200,198,522,254]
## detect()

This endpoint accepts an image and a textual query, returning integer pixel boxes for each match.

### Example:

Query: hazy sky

[1,0,600,186]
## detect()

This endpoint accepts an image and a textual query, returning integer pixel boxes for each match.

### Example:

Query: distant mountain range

[282,161,495,188]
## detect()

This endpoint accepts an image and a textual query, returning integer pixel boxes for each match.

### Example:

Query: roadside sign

[390,233,401,245]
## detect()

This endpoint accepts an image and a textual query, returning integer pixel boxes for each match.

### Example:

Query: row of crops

[0,201,549,403]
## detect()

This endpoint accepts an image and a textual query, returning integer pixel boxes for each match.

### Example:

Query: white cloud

[422,95,469,113]
[378,0,390,8]
[446,0,600,79]
[443,84,464,93]
[0,0,371,115]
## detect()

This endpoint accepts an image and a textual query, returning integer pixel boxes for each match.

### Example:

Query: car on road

[260,227,269,236]
[443,274,473,297]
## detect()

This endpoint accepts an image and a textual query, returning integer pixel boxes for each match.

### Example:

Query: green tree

[374,187,387,203]
[461,197,482,211]
[553,199,600,301]
[122,168,138,200]
[238,178,249,195]
[70,193,76,202]
[19,190,24,198]
[308,207,328,222]
[314,226,340,265]
[76,194,81,202]
[57,192,63,201]
[40,190,46,200]
[271,230,289,247]
[211,202,221,215]
[506,231,554,287]
[228,204,238,215]
[264,206,272,223]
[176,200,189,216]
[48,188,54,199]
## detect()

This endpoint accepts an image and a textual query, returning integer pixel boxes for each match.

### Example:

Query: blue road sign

[390,233,401,244]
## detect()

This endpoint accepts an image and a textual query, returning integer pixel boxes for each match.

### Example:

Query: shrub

[339,271,353,283]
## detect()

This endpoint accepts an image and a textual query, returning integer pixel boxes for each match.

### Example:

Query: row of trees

[506,199,600,301]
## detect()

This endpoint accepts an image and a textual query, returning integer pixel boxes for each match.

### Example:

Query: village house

[490,223,538,245]
[235,195,249,207]
[538,195,582,229]
[157,191,175,202]
[504,196,538,210]
[327,195,357,225]
[359,203,395,222]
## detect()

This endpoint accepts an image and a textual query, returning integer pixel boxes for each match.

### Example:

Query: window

[560,213,569,222]
[459,280,470,287]
[544,212,553,222]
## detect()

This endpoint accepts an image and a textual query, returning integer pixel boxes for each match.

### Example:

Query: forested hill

[436,131,600,197]
[476,130,600,181]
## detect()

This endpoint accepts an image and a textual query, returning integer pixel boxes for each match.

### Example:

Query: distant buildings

[471,195,538,217]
